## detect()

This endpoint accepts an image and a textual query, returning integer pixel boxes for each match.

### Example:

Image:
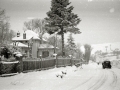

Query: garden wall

[0,57,81,75]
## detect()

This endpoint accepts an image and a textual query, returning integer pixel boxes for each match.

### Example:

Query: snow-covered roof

[39,44,54,49]
[10,42,28,47]
[12,30,40,41]
[25,30,40,40]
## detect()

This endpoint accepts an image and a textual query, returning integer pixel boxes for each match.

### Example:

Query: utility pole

[105,46,108,53]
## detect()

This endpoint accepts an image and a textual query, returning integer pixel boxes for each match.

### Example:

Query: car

[102,61,111,69]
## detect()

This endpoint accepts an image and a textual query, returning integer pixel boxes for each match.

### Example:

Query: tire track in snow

[68,75,94,90]
[87,70,108,90]
[110,70,117,89]
[68,69,100,90]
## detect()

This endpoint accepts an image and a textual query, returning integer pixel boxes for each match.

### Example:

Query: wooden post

[64,58,66,67]
[20,56,23,73]
[39,59,40,70]
[41,57,42,70]
[0,60,2,75]
[57,56,59,68]
[53,54,57,68]
[15,54,23,73]
[39,55,42,70]
[71,57,73,66]
[56,55,58,68]
[62,56,65,67]
[69,55,72,67]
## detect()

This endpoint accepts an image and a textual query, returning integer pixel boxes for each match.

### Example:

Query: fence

[56,58,80,67]
[0,57,81,75]
[23,58,56,72]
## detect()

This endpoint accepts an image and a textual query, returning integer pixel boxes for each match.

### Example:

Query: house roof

[25,30,40,40]
[12,30,46,41]
[10,42,28,47]
[38,44,54,49]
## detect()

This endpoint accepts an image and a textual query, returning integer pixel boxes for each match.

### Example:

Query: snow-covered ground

[0,61,120,90]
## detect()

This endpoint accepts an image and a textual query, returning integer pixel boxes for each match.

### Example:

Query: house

[11,30,56,58]
[38,44,55,58]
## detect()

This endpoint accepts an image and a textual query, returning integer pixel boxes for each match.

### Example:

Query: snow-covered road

[0,62,120,90]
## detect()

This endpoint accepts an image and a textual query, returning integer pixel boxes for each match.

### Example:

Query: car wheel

[103,66,105,69]
[109,65,111,69]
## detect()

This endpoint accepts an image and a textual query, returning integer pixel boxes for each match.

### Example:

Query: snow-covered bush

[0,61,19,75]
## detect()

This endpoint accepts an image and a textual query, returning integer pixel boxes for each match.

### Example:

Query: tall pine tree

[45,0,81,56]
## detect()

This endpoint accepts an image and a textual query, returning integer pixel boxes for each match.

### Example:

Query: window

[25,50,27,54]
[42,51,49,58]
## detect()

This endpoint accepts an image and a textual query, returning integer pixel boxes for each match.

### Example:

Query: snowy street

[0,62,120,90]
[1,0,120,90]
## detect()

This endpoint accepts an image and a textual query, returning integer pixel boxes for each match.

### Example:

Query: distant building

[11,30,56,58]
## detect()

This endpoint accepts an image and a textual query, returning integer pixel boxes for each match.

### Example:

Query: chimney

[17,31,20,37]
[23,31,26,39]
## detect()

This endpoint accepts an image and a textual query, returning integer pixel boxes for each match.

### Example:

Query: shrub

[0,61,19,75]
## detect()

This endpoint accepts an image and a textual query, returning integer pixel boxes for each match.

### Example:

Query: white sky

[0,0,120,45]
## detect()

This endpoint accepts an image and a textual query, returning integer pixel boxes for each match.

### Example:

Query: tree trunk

[61,28,65,57]
[40,36,42,44]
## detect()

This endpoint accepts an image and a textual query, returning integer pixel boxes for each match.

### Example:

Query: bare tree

[23,19,35,30]
[23,18,46,43]
[0,9,11,45]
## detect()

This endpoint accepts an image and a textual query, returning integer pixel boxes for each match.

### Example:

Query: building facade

[11,30,55,58]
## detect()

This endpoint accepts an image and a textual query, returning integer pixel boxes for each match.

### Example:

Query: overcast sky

[0,0,120,45]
